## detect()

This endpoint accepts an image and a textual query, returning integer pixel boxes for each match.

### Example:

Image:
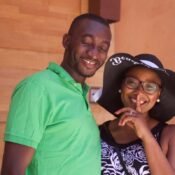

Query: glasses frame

[123,76,162,95]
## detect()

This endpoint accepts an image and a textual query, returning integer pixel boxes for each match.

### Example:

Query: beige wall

[1,0,175,168]
[91,0,175,124]
[115,0,175,69]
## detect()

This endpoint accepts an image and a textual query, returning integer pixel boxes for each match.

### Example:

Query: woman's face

[120,66,162,113]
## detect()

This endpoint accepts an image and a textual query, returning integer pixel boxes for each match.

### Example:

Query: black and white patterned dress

[100,121,166,175]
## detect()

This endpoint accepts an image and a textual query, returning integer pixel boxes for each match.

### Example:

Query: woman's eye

[128,79,137,85]
[145,84,156,90]
[130,82,138,88]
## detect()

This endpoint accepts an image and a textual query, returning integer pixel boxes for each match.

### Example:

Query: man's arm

[1,142,35,175]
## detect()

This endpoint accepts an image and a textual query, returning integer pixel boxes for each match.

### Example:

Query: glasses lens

[124,77,139,89]
[124,77,160,94]
[143,82,159,94]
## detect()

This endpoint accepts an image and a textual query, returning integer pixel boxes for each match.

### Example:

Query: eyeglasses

[123,77,161,94]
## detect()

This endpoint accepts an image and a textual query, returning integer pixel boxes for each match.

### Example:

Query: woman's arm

[142,125,175,175]
[116,106,175,175]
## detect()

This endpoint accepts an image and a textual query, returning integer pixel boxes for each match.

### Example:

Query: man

[1,13,112,175]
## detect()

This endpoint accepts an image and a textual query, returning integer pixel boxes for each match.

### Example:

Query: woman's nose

[135,83,145,93]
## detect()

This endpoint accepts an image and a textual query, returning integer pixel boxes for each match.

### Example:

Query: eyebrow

[125,76,162,86]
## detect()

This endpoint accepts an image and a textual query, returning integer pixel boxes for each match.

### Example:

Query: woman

[98,53,175,175]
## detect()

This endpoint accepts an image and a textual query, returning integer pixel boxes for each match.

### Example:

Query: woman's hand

[115,106,152,140]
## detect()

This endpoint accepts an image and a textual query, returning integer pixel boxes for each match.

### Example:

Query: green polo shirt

[4,62,101,175]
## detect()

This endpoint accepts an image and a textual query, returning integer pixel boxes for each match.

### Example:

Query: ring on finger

[129,111,136,116]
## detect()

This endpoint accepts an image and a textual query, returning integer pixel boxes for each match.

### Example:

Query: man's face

[63,19,111,82]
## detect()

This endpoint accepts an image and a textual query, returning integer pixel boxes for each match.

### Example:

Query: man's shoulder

[12,69,51,94]
[18,68,56,86]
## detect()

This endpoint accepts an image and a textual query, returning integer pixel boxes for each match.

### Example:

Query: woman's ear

[157,90,161,103]
[62,34,71,48]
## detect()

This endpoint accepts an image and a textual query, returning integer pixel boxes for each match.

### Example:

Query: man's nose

[87,47,98,59]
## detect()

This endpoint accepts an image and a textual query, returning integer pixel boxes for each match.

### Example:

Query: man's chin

[79,69,96,78]
[81,73,94,78]
[85,71,97,77]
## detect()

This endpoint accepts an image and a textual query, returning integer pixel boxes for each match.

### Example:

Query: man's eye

[99,46,108,52]
[81,37,93,45]
[81,41,94,49]
[82,41,91,45]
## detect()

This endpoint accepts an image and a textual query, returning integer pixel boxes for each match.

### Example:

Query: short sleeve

[4,79,50,149]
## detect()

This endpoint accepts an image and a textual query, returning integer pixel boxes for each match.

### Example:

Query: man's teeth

[84,59,95,65]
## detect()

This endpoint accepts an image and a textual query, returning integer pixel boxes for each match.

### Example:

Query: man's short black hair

[68,13,110,34]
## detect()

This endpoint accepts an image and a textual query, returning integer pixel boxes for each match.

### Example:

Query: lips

[82,58,97,69]
[83,59,96,65]
[130,97,147,105]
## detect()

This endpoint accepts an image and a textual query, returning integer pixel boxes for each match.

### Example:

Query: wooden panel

[0,140,4,169]
[0,68,37,85]
[0,0,80,15]
[48,0,80,13]
[0,122,5,170]
[0,3,77,53]
[0,0,21,6]
[0,112,7,123]
[0,48,62,69]
[0,27,63,53]
[0,0,117,169]
[0,68,38,118]
[0,123,5,139]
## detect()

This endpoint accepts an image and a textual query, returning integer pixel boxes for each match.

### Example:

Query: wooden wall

[0,0,116,168]
[0,0,106,168]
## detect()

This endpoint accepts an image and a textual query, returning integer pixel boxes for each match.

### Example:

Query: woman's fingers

[136,95,142,112]
[118,111,137,126]
[115,107,136,116]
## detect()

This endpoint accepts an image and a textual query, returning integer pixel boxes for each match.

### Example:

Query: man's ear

[62,34,71,48]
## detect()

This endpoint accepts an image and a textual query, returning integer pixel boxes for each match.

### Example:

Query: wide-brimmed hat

[98,53,175,122]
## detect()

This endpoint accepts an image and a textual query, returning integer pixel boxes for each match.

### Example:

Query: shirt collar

[47,62,89,95]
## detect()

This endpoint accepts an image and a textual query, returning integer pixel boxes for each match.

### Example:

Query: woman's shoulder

[162,123,175,135]
[160,123,175,152]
